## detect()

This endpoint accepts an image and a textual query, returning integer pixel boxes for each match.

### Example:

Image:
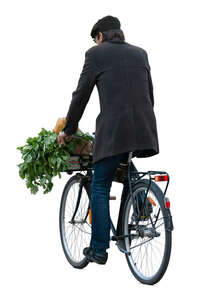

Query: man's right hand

[57,131,72,147]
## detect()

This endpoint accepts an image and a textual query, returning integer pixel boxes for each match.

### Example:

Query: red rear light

[154,175,168,181]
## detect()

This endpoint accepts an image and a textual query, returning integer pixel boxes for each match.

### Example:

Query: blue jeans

[89,151,129,251]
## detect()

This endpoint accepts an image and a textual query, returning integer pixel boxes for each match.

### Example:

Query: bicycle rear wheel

[59,174,91,268]
[122,179,172,285]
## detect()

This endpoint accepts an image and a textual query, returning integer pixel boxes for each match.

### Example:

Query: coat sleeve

[63,49,98,135]
[144,50,154,108]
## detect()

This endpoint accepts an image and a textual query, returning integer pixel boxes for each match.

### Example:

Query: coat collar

[103,37,126,44]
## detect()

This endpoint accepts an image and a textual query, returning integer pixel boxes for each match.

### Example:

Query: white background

[0,0,203,298]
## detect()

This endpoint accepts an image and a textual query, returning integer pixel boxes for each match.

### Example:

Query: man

[57,15,159,265]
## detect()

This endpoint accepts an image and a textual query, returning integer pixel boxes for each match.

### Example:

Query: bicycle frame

[65,151,173,255]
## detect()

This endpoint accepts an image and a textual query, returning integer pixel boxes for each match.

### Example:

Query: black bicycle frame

[66,150,172,254]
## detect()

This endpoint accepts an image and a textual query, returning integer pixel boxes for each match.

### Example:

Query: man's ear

[99,32,103,42]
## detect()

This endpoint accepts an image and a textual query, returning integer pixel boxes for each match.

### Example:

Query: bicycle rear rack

[128,168,170,197]
[127,151,170,195]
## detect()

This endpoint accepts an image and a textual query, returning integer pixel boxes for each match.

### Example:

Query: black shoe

[83,247,108,265]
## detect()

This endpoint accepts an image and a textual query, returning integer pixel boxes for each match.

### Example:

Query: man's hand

[57,131,72,147]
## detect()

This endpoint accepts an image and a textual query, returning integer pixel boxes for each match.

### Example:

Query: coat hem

[92,145,159,164]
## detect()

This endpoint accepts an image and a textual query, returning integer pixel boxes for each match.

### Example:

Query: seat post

[128,151,133,163]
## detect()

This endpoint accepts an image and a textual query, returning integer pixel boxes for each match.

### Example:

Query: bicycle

[59,134,174,285]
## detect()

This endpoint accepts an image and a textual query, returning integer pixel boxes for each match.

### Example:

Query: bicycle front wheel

[59,174,92,269]
[122,179,172,285]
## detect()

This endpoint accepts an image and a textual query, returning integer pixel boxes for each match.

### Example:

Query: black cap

[90,15,121,38]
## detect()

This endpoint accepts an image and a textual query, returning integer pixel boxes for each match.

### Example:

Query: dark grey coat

[63,36,159,164]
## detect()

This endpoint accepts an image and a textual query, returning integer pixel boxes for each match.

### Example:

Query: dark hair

[96,28,125,42]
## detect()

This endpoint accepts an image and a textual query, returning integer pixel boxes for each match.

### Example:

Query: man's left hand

[57,131,72,147]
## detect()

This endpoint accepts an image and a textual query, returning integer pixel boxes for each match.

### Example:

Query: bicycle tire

[59,174,91,269]
[122,179,172,285]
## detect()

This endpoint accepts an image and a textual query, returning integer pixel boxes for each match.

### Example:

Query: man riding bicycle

[57,15,159,264]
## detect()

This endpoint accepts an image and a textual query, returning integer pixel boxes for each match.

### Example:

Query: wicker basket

[69,135,93,156]
[66,155,90,170]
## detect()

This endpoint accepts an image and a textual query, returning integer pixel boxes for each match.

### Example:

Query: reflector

[164,197,170,209]
[165,201,170,209]
[148,196,156,206]
[88,208,92,224]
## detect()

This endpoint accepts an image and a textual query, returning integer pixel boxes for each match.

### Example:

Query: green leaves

[16,128,93,195]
